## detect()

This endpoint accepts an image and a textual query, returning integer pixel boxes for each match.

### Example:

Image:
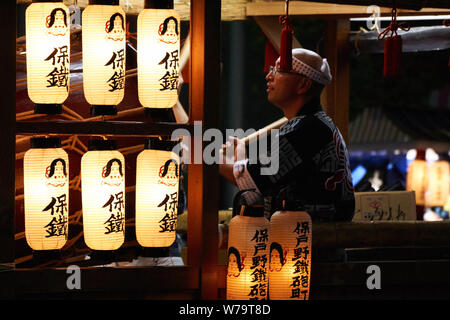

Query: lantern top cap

[240,204,265,217]
[145,138,177,151]
[30,137,61,149]
[88,0,120,5]
[88,139,117,151]
[145,0,174,9]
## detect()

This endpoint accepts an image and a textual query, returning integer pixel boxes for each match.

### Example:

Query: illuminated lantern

[406,160,428,205]
[136,138,180,247]
[269,209,312,300]
[24,137,69,250]
[26,1,70,114]
[426,161,450,207]
[81,140,125,250]
[226,205,270,300]
[82,0,126,115]
[137,0,180,114]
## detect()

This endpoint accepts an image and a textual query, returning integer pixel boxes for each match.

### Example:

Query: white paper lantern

[269,210,312,300]
[81,140,125,250]
[26,2,70,113]
[82,1,126,115]
[406,160,428,205]
[426,161,449,207]
[227,209,270,300]
[137,1,180,109]
[24,137,69,250]
[136,139,180,247]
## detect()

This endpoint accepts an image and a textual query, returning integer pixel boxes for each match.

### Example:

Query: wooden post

[0,0,16,297]
[321,19,350,144]
[188,0,221,299]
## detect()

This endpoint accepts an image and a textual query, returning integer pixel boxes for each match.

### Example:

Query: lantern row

[226,209,312,301]
[23,137,180,251]
[26,1,180,115]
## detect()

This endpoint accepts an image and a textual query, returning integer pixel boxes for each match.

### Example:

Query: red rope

[377,7,410,40]
[126,22,137,42]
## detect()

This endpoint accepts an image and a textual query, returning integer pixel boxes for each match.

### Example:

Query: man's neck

[281,96,312,120]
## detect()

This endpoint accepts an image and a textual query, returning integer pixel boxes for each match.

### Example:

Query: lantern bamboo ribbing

[268,210,312,300]
[137,6,180,109]
[81,140,125,250]
[227,213,270,300]
[24,137,69,250]
[82,3,126,115]
[26,2,70,113]
[406,160,428,206]
[135,139,180,247]
[426,161,450,207]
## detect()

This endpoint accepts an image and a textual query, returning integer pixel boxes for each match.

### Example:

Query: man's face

[265,60,303,107]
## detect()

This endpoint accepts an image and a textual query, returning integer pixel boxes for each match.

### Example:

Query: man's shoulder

[280,111,335,136]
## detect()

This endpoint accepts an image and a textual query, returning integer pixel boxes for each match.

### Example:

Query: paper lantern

[406,160,428,205]
[82,0,126,115]
[24,137,69,250]
[137,0,180,111]
[426,161,450,207]
[26,1,70,114]
[136,138,180,247]
[268,210,312,300]
[81,140,125,250]
[227,207,270,300]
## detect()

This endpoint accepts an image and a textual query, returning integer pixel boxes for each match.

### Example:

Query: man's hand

[220,136,246,164]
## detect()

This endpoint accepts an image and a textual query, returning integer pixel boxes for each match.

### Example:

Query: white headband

[291,56,332,85]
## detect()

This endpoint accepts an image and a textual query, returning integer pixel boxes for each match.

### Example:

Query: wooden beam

[18,0,248,21]
[253,16,302,52]
[321,19,350,144]
[8,266,198,296]
[0,0,15,275]
[282,0,450,11]
[246,1,450,18]
[187,0,220,300]
[15,121,193,137]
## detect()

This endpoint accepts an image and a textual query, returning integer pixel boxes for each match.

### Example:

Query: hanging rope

[279,0,294,72]
[126,21,137,43]
[377,1,410,78]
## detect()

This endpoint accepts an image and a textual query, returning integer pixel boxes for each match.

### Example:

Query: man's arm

[219,163,236,186]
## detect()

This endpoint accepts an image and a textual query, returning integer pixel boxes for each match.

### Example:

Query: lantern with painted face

[268,209,312,300]
[81,140,125,250]
[135,138,180,247]
[24,137,69,250]
[137,0,180,113]
[26,1,70,114]
[82,0,126,115]
[226,205,270,300]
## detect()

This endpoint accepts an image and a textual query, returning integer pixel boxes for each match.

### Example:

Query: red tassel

[279,24,293,72]
[264,40,278,73]
[383,35,403,78]
[383,37,393,78]
[391,35,402,77]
